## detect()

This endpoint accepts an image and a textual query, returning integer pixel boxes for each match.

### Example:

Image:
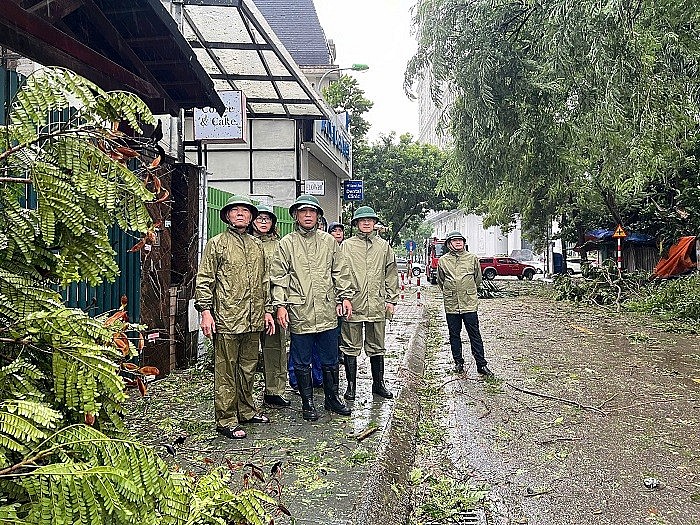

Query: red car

[479,257,537,280]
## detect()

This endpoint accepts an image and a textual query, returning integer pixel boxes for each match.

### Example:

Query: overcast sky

[313,0,419,142]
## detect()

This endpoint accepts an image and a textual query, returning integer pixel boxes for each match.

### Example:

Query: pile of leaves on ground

[553,260,700,332]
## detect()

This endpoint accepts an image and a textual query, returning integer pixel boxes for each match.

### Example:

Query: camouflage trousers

[214,331,259,427]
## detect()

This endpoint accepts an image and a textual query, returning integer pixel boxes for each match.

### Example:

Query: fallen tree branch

[506,382,608,415]
[538,436,582,445]
[355,426,379,442]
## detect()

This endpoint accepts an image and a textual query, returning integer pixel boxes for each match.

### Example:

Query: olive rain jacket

[270,226,354,334]
[437,249,483,314]
[256,232,280,274]
[194,228,269,334]
[341,231,400,322]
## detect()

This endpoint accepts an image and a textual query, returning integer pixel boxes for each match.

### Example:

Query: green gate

[60,227,142,321]
[207,187,294,239]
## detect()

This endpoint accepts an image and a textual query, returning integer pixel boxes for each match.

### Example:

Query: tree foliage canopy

[353,133,456,246]
[0,68,279,524]
[322,74,373,144]
[406,0,700,247]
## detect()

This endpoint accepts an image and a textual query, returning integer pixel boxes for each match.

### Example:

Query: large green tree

[322,74,373,144]
[406,0,700,248]
[353,133,456,246]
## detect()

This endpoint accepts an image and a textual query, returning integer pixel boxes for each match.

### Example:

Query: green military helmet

[351,205,380,226]
[289,194,324,216]
[255,203,277,226]
[444,230,466,250]
[220,194,258,224]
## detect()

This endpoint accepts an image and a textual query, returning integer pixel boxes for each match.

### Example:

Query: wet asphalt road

[428,282,700,525]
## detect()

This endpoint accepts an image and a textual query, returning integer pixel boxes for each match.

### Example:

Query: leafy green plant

[412,476,489,524]
[0,68,281,524]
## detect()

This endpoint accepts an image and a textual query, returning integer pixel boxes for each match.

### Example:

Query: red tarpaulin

[652,236,697,278]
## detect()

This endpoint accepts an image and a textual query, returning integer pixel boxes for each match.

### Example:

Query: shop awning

[181,0,335,120]
[0,0,225,115]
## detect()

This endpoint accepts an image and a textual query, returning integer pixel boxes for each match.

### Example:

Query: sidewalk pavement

[261,298,427,524]
[128,295,429,525]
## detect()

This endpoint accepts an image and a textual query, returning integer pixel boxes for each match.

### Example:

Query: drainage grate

[450,509,488,525]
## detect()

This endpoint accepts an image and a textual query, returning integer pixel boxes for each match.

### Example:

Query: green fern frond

[53,348,125,413]
[0,503,20,522]
[184,468,278,525]
[0,270,62,322]
[0,359,45,419]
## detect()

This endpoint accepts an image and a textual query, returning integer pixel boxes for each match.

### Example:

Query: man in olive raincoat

[340,206,399,400]
[270,194,354,421]
[250,203,290,408]
[437,230,494,377]
[195,195,275,439]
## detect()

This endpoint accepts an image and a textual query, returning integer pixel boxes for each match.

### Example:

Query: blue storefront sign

[343,180,364,201]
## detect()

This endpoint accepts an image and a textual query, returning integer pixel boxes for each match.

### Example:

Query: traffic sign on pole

[343,180,364,201]
[405,240,416,253]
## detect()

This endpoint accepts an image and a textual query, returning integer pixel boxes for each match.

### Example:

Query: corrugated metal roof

[252,0,331,66]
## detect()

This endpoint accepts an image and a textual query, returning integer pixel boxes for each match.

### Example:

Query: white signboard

[305,180,325,196]
[193,90,246,143]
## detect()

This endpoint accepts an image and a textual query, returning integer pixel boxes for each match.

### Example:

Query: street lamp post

[317,63,369,91]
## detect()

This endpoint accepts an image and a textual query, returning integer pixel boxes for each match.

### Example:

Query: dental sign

[194,90,246,143]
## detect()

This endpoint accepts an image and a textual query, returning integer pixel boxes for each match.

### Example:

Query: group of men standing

[194,194,399,439]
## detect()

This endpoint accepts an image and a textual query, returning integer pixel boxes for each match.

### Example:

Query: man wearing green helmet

[249,203,290,408]
[340,206,400,400]
[195,195,276,439]
[437,231,494,378]
[270,194,355,421]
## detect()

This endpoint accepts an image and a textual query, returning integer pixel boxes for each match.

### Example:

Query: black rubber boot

[323,366,351,415]
[295,368,318,421]
[338,347,345,367]
[370,355,394,399]
[343,355,357,400]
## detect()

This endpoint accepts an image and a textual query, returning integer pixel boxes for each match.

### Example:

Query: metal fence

[60,227,142,321]
[3,67,141,320]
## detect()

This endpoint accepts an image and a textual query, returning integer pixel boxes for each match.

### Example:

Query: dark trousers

[290,329,339,371]
[446,312,487,368]
[288,350,323,388]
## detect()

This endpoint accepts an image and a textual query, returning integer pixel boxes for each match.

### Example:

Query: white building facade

[426,210,526,257]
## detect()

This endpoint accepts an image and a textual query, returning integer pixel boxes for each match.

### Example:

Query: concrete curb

[353,312,427,525]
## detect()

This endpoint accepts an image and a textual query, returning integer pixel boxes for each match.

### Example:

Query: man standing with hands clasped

[270,195,354,421]
[437,231,494,378]
[340,206,399,401]
[195,195,276,440]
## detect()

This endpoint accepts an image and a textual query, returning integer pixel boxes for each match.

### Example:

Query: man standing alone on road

[270,195,354,421]
[437,231,494,378]
[195,195,276,439]
[340,206,399,401]
[250,203,290,409]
